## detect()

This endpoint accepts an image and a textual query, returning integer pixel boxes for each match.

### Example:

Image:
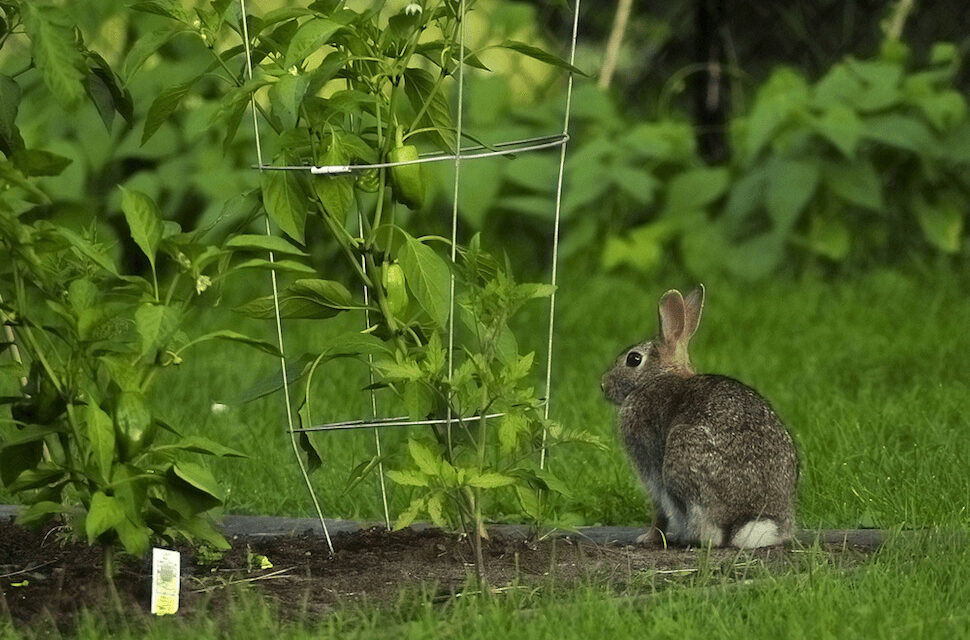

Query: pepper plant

[134,0,597,575]
[0,0,294,591]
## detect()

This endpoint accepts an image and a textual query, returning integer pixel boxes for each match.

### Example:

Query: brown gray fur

[601,285,798,548]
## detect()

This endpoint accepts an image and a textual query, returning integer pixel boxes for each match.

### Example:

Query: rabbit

[601,285,798,548]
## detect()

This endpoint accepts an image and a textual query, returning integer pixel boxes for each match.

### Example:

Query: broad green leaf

[467,472,516,489]
[386,469,429,487]
[287,279,355,308]
[123,27,188,80]
[913,195,963,253]
[115,517,151,555]
[664,167,730,215]
[172,462,226,504]
[224,234,308,256]
[811,105,862,158]
[86,491,124,543]
[496,41,586,76]
[806,215,850,261]
[135,303,179,357]
[11,149,72,177]
[403,381,433,420]
[142,78,199,145]
[16,501,65,528]
[22,4,85,106]
[233,258,317,275]
[398,235,451,326]
[153,435,247,458]
[374,359,423,381]
[328,332,394,357]
[120,188,164,269]
[743,69,808,158]
[536,467,572,498]
[0,428,60,487]
[269,72,309,131]
[765,158,819,231]
[344,455,383,493]
[862,113,935,153]
[86,403,115,480]
[426,494,446,528]
[498,413,527,453]
[515,486,542,520]
[235,295,344,320]
[186,330,282,357]
[261,170,308,243]
[284,18,343,68]
[130,0,189,22]
[394,496,425,531]
[407,439,439,476]
[403,67,456,152]
[822,159,884,212]
[177,516,230,550]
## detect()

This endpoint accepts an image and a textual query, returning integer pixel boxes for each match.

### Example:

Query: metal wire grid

[239,0,582,556]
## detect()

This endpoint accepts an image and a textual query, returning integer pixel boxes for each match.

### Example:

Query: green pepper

[113,391,157,460]
[382,262,409,317]
[356,167,380,193]
[388,129,426,209]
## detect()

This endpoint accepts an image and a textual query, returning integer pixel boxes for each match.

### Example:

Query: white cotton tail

[730,520,784,548]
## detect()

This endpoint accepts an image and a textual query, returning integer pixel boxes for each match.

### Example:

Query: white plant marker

[150,548,180,616]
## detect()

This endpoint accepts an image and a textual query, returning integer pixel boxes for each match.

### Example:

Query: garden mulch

[0,510,882,633]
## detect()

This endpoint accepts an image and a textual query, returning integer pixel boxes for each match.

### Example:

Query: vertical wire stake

[239,0,334,556]
[445,0,467,458]
[358,212,391,530]
[540,0,582,470]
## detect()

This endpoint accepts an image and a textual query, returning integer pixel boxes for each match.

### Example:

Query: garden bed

[1,511,882,632]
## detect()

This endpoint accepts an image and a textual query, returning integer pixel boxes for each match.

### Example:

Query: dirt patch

[0,517,878,632]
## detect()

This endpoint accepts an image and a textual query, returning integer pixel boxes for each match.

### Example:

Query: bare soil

[0,517,878,633]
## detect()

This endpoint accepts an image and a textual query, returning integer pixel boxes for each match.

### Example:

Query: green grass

[135,263,970,530]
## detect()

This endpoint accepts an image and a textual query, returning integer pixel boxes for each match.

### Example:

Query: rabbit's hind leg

[685,504,725,547]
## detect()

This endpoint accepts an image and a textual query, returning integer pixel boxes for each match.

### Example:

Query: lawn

[3,262,970,637]
[140,262,970,531]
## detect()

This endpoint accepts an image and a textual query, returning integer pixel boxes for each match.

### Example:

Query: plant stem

[103,545,124,616]
[599,0,634,90]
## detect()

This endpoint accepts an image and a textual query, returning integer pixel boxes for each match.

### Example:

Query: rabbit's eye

[625,352,642,367]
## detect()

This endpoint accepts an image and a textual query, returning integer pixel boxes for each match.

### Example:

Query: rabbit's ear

[683,284,705,339]
[658,290,686,344]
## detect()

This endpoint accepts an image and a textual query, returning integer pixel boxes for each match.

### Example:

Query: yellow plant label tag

[151,548,180,616]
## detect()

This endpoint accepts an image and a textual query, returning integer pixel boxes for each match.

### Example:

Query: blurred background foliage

[1,0,968,281]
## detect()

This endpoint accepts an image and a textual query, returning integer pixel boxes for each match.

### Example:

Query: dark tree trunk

[693,0,731,163]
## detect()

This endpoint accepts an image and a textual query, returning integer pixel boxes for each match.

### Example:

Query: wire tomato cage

[238,0,582,556]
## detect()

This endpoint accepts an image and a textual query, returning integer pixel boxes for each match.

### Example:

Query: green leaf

[186,330,282,357]
[765,158,819,231]
[176,516,229,550]
[664,167,730,215]
[467,472,516,489]
[744,68,808,158]
[407,439,439,476]
[913,195,964,253]
[16,502,65,529]
[806,215,850,261]
[515,486,542,520]
[120,187,164,269]
[58,228,118,275]
[153,435,247,458]
[0,427,61,487]
[11,149,72,177]
[115,517,151,555]
[142,78,199,145]
[498,413,527,454]
[535,468,572,499]
[86,403,115,481]
[86,491,124,543]
[123,27,187,80]
[344,455,383,493]
[135,303,179,358]
[386,469,429,487]
[496,41,586,76]
[171,462,226,504]
[822,159,884,212]
[426,494,446,528]
[811,105,862,158]
[224,234,308,256]
[394,496,425,531]
[311,137,354,219]
[233,258,316,275]
[403,67,456,152]
[403,381,433,420]
[862,113,935,153]
[284,18,342,68]
[261,170,308,243]
[398,235,451,327]
[22,4,85,106]
[269,72,309,131]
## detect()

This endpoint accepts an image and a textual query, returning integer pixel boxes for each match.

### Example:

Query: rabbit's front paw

[636,527,667,546]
